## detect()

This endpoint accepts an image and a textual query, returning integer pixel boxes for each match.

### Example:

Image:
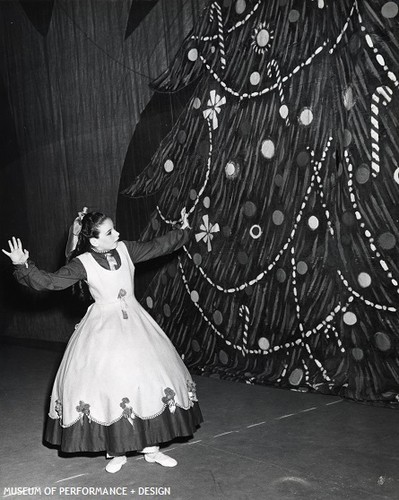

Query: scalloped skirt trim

[44,402,202,454]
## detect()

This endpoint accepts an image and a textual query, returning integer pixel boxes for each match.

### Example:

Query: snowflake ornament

[203,90,226,130]
[195,214,220,252]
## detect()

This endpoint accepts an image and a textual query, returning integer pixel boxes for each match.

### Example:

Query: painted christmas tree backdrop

[123,0,399,405]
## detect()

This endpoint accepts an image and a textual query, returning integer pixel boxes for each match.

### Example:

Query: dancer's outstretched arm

[2,236,85,291]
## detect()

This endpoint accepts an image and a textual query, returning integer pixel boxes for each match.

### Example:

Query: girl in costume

[2,209,202,473]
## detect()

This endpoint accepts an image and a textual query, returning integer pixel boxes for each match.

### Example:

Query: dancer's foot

[105,455,127,473]
[144,451,177,467]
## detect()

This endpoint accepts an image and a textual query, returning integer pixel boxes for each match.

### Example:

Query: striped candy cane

[370,86,393,177]
[267,59,290,125]
[210,2,227,70]
[238,305,250,355]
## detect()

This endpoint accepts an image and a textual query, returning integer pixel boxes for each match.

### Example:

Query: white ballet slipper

[105,455,127,473]
[144,451,177,467]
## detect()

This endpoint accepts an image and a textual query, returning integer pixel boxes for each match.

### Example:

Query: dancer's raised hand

[2,237,29,265]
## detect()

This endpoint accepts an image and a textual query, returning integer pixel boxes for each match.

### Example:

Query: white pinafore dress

[45,242,202,453]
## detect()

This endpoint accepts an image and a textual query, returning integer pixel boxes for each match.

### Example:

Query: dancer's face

[90,218,120,252]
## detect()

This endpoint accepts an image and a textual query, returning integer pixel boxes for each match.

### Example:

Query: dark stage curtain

[0,0,207,342]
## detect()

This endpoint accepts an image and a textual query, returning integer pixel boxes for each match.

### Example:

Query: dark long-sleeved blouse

[13,229,189,291]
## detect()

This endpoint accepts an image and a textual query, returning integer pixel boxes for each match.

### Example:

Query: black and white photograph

[1,1,399,499]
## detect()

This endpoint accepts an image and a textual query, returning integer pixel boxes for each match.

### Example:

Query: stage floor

[0,343,398,499]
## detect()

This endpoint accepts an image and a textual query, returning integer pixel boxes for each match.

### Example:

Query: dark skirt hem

[44,403,203,454]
